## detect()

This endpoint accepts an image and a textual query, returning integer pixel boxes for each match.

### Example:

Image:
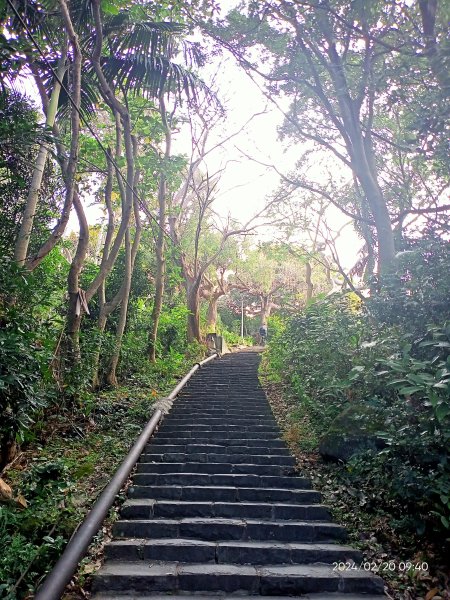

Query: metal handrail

[35,352,218,600]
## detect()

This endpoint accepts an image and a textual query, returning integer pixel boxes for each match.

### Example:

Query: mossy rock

[319,403,385,462]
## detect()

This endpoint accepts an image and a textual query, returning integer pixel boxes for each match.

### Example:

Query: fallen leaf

[425,588,439,600]
[0,478,12,502]
[15,494,27,509]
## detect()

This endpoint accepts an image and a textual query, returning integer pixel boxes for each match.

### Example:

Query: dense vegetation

[0,0,449,597]
[265,229,450,539]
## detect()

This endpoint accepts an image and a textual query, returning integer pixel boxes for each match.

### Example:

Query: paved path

[91,352,385,599]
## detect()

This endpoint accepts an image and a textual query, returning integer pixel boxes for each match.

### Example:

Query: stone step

[169,408,274,416]
[152,429,282,440]
[157,424,280,433]
[128,484,321,503]
[162,418,277,426]
[175,400,269,406]
[136,462,298,476]
[150,437,287,448]
[120,499,330,520]
[92,561,384,595]
[138,453,296,466]
[113,518,347,543]
[144,444,291,456]
[93,595,385,600]
[132,471,312,489]
[105,538,361,564]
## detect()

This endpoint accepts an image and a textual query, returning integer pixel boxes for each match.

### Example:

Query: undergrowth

[0,350,203,600]
[260,356,450,600]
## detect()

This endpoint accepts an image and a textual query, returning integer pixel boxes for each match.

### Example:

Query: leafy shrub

[0,257,62,467]
[0,460,74,599]
[266,232,450,541]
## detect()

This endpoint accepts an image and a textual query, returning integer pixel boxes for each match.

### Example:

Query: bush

[0,256,63,467]
[0,460,74,599]
[266,232,450,541]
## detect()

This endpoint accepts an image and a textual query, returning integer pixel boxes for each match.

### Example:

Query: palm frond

[56,70,99,120]
[102,54,214,105]
[39,60,99,120]
[109,21,186,62]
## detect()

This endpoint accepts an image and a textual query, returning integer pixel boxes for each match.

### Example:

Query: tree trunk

[92,312,107,389]
[94,155,141,388]
[26,2,82,271]
[315,12,396,272]
[106,229,132,386]
[65,191,89,364]
[149,94,171,362]
[305,262,313,302]
[14,56,67,266]
[260,295,272,326]
[187,282,202,343]
[206,294,220,333]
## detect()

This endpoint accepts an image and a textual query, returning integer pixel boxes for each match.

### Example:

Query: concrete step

[169,408,274,416]
[150,437,287,448]
[105,538,361,564]
[93,595,385,600]
[152,429,283,439]
[112,518,347,543]
[131,471,312,489]
[162,420,277,428]
[92,561,384,595]
[144,444,292,456]
[136,462,298,476]
[90,352,385,598]
[157,424,280,433]
[138,453,296,466]
[128,484,321,503]
[120,499,330,520]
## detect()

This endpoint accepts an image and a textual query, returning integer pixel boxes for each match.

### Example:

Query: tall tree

[206,0,448,272]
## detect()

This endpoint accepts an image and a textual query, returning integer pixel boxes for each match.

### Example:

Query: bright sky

[171,35,363,269]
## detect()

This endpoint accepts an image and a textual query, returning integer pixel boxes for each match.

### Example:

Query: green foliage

[266,233,450,541]
[0,255,66,464]
[219,328,252,347]
[0,89,62,256]
[0,460,74,599]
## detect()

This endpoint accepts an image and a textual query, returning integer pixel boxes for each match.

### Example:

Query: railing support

[35,352,217,600]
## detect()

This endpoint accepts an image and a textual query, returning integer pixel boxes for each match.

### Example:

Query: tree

[207,0,449,273]
[0,89,62,256]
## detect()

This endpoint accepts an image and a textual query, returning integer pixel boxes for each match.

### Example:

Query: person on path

[259,324,267,346]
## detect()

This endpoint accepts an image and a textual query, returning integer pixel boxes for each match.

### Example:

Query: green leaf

[435,403,450,422]
[398,386,423,395]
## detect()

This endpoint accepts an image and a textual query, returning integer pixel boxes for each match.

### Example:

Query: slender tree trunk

[66,192,89,363]
[260,295,272,326]
[106,160,142,385]
[206,294,220,332]
[87,0,135,302]
[92,312,107,389]
[92,157,114,388]
[14,56,67,265]
[149,94,171,361]
[314,11,396,272]
[25,5,82,272]
[305,262,313,302]
[106,230,132,386]
[187,281,201,343]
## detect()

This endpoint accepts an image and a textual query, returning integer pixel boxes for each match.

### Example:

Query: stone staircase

[91,352,385,599]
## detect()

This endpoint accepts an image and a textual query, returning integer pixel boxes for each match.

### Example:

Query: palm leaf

[102,54,213,104]
[39,60,99,120]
